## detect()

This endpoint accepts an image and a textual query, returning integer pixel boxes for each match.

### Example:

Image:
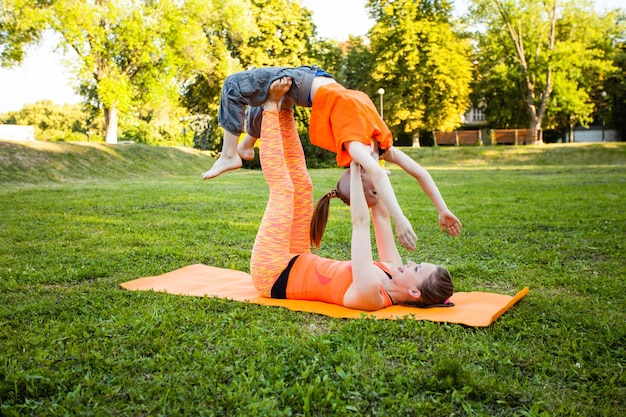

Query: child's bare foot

[202,153,242,179]
[264,77,292,110]
[238,134,257,161]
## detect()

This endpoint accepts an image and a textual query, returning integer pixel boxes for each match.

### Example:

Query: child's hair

[310,168,378,248]
[401,266,454,308]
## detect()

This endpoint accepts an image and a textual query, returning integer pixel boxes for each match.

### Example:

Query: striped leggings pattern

[250,109,312,296]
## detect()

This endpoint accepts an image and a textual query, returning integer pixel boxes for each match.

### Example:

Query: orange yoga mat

[120,264,529,327]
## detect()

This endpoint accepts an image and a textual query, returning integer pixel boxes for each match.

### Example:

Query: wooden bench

[493,129,539,145]
[434,130,481,146]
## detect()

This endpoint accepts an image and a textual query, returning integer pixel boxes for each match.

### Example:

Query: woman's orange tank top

[286,253,393,307]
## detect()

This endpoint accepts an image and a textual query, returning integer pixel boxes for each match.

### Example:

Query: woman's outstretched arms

[344,162,387,310]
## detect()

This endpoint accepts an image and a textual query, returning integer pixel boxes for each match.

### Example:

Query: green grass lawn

[1,141,625,416]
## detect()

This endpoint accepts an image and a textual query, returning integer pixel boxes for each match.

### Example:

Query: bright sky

[0,0,622,113]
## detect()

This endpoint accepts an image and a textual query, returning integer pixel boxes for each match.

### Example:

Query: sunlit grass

[1,141,625,416]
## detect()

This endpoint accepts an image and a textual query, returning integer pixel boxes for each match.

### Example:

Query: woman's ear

[408,288,421,299]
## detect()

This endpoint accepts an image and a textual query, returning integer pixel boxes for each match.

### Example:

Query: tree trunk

[412,131,420,148]
[104,106,119,144]
[529,117,543,144]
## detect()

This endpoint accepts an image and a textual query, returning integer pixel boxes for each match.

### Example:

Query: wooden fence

[434,130,481,146]
[492,129,540,145]
[434,129,540,146]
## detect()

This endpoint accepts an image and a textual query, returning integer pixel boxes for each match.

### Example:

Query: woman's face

[336,167,379,207]
[392,261,437,291]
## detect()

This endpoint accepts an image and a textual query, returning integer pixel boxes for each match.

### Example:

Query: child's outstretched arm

[346,141,417,251]
[383,147,462,237]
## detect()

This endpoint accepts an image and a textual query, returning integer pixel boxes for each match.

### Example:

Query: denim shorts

[218,65,331,136]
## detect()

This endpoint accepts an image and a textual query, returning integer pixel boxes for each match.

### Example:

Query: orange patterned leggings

[250,109,312,296]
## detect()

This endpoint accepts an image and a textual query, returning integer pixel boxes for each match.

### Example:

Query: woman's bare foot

[264,77,292,110]
[237,134,258,161]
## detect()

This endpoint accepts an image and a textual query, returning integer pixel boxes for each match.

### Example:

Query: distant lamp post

[601,91,607,142]
[377,88,385,119]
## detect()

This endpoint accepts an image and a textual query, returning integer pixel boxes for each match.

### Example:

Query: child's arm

[346,141,417,251]
[383,147,462,236]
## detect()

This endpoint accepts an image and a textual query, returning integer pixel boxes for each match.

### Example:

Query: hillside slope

[1,140,625,185]
[0,141,215,184]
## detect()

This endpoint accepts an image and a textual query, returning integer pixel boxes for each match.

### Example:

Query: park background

[1,1,625,415]
[1,0,625,152]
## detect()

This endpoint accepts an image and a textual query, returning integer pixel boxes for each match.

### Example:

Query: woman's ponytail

[310,189,337,248]
[310,167,378,247]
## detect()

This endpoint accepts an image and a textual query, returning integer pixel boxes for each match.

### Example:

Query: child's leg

[250,109,297,296]
[279,107,312,254]
[202,130,242,179]
[237,134,258,161]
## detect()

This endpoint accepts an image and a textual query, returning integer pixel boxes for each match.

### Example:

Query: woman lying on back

[249,78,453,310]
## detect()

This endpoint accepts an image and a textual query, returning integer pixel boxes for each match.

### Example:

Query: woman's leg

[279,107,312,254]
[250,108,296,296]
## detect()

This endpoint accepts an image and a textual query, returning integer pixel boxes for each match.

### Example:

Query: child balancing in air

[205,68,462,250]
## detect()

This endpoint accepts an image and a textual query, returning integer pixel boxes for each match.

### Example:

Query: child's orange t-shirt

[309,83,393,167]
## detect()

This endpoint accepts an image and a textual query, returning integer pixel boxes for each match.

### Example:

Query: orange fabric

[286,253,393,307]
[120,264,529,327]
[309,83,393,167]
[250,109,313,296]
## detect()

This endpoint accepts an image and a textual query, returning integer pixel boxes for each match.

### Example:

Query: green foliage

[367,0,473,134]
[240,0,315,68]
[4,0,625,149]
[470,0,621,135]
[0,0,48,66]
[545,4,620,133]
[609,42,626,140]
[335,36,375,90]
[2,0,258,144]
[0,100,90,141]
[0,142,625,415]
[182,0,319,150]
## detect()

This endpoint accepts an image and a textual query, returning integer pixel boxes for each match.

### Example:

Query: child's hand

[395,216,417,251]
[439,210,462,236]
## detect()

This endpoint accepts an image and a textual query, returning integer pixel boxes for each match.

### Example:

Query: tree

[239,0,315,68]
[606,42,626,140]
[183,0,319,151]
[471,0,621,141]
[1,0,256,144]
[336,36,375,90]
[366,0,473,142]
[548,5,624,142]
